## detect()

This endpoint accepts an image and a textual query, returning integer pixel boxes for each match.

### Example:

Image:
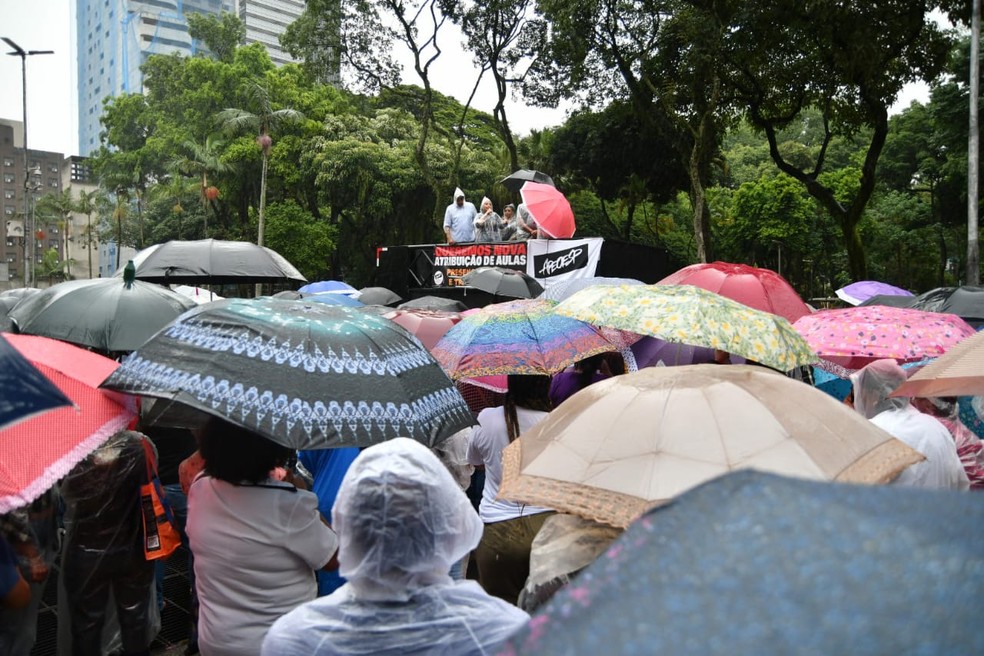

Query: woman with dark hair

[549,353,609,407]
[467,375,553,604]
[186,417,338,656]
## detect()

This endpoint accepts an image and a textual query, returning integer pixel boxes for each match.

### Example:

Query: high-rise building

[237,0,305,67]
[76,0,235,156]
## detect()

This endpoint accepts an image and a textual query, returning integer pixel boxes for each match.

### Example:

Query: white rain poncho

[261,438,529,656]
[851,360,969,490]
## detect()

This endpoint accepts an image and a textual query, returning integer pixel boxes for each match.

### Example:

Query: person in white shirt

[850,359,970,490]
[186,417,338,656]
[467,375,554,604]
[261,438,528,656]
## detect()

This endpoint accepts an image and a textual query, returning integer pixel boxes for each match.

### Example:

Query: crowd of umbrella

[2,239,984,651]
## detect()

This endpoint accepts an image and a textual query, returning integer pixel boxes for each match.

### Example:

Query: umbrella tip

[123,260,136,288]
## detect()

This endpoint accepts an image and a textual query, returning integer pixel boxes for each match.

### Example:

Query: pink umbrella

[384,309,461,351]
[792,306,976,376]
[521,181,576,238]
[658,261,811,323]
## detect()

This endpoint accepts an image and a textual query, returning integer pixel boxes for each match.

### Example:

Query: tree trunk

[968,0,981,284]
[87,214,93,279]
[688,149,711,263]
[256,152,269,297]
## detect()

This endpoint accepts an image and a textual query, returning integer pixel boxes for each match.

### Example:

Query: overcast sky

[1,0,929,158]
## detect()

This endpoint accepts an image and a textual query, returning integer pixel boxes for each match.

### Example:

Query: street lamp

[3,37,53,287]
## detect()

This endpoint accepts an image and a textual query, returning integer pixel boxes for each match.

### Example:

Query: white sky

[0,0,931,157]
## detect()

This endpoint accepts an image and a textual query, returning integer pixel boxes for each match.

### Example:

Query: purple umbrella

[835,281,913,306]
[630,336,747,368]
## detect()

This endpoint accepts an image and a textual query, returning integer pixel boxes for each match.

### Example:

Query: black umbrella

[858,293,916,309]
[499,169,556,193]
[357,286,403,306]
[910,286,984,326]
[8,266,197,352]
[398,296,469,313]
[101,298,475,450]
[462,267,544,298]
[121,239,307,285]
[502,470,984,655]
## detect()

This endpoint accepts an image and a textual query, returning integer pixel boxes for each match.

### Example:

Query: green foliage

[263,201,337,280]
[187,11,246,64]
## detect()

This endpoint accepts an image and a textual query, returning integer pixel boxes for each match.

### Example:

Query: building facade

[76,0,235,156]
[0,120,67,289]
[237,0,305,67]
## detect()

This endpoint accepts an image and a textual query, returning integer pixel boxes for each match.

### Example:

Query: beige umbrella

[892,330,984,398]
[499,365,922,528]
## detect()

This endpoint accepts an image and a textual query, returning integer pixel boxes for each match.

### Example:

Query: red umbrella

[658,261,811,323]
[385,309,462,351]
[520,181,576,238]
[0,334,137,513]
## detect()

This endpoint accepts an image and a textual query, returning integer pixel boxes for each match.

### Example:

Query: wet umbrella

[658,261,811,323]
[859,293,915,309]
[357,286,402,306]
[462,267,544,299]
[498,365,920,528]
[501,470,984,656]
[271,290,364,307]
[123,239,307,285]
[398,296,469,313]
[9,264,197,352]
[538,277,643,303]
[299,280,358,296]
[835,280,913,306]
[432,299,621,379]
[1,334,136,513]
[384,309,461,351]
[792,305,976,376]
[0,288,41,332]
[101,298,474,450]
[520,181,576,239]
[557,284,816,372]
[170,285,223,305]
[0,333,73,431]
[499,169,555,193]
[906,286,984,327]
[892,330,984,398]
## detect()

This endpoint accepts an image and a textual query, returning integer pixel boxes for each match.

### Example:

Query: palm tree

[36,189,76,279]
[216,82,303,248]
[74,190,97,278]
[169,134,230,236]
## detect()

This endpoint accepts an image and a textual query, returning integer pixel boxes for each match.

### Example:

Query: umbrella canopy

[170,285,223,305]
[299,280,358,295]
[0,333,73,430]
[9,270,197,352]
[835,280,913,306]
[907,285,984,327]
[101,298,474,450]
[501,470,984,656]
[520,181,576,238]
[432,299,621,379]
[556,284,816,372]
[629,336,719,368]
[357,286,402,306]
[498,365,920,528]
[892,330,984,398]
[462,267,544,299]
[499,169,555,193]
[792,305,976,376]
[1,289,44,331]
[271,290,364,307]
[124,239,306,285]
[397,296,469,313]
[858,293,915,309]
[1,334,136,513]
[538,276,643,303]
[384,309,461,351]
[658,261,811,323]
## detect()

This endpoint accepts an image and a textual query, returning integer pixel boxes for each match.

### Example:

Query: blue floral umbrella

[100,298,474,449]
[501,470,984,655]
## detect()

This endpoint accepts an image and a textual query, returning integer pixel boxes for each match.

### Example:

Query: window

[3,191,13,200]
[5,240,13,247]
[2,174,13,184]
[2,158,12,167]
[50,240,59,249]
[49,179,59,188]
[3,206,13,215]
[6,255,15,263]
[49,164,59,173]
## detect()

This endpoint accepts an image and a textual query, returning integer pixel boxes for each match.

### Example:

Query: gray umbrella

[120,239,306,285]
[398,296,469,313]
[499,169,555,193]
[357,286,403,306]
[503,470,984,655]
[9,266,196,352]
[462,267,544,298]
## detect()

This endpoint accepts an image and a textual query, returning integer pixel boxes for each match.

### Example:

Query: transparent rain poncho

[852,360,969,489]
[261,438,529,656]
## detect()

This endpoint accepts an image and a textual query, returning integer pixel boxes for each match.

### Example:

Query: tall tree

[217,81,303,248]
[75,189,98,279]
[186,11,246,64]
[169,134,230,236]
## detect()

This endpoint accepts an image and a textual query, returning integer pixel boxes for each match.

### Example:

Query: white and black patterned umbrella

[100,298,474,450]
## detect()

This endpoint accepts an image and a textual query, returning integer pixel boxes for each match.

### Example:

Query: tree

[714,0,952,279]
[169,134,230,236]
[35,189,77,279]
[35,248,67,285]
[186,11,246,64]
[75,189,99,279]
[217,81,303,248]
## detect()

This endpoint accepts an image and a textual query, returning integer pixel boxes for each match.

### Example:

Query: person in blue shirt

[443,188,477,244]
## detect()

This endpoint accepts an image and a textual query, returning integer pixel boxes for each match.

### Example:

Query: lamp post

[3,37,53,287]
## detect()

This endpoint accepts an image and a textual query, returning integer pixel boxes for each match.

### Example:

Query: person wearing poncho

[261,438,528,655]
[850,359,969,490]
[443,188,477,245]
